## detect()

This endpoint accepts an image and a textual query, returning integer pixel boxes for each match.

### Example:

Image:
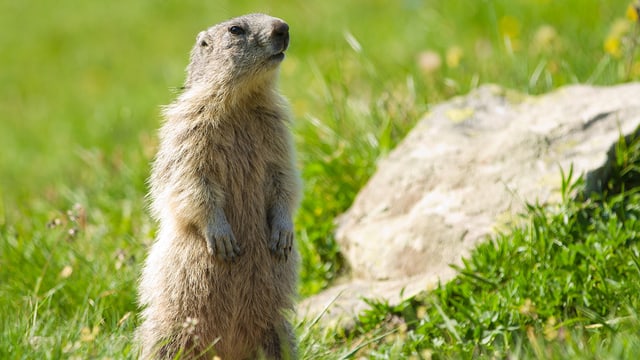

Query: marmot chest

[205,119,277,204]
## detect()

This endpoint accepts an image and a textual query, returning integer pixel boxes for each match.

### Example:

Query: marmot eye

[228,25,245,35]
[200,40,209,47]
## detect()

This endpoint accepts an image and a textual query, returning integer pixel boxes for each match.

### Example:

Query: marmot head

[184,14,289,91]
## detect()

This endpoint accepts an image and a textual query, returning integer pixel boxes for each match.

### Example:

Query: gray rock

[299,83,640,325]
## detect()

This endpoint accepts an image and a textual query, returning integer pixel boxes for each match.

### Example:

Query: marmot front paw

[206,210,242,261]
[269,217,294,261]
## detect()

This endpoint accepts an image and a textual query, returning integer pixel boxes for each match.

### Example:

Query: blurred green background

[1,0,632,206]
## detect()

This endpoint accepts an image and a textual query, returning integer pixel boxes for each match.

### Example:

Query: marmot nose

[271,20,289,51]
[272,20,289,38]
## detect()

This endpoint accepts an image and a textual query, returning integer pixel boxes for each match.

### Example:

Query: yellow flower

[604,36,623,58]
[604,19,630,58]
[627,3,639,22]
[445,46,464,68]
[499,16,522,52]
[499,16,521,40]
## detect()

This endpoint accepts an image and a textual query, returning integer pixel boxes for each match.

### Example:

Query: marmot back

[137,13,301,359]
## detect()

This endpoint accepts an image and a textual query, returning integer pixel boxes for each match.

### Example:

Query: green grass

[323,146,640,358]
[1,0,639,358]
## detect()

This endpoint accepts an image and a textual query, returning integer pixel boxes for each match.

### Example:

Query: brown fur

[137,14,301,359]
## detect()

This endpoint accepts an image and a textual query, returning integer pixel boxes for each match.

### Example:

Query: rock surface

[299,83,640,324]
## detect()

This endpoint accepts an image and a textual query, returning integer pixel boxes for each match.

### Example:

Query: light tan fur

[137,14,301,359]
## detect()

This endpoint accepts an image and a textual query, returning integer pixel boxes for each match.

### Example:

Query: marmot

[137,13,301,359]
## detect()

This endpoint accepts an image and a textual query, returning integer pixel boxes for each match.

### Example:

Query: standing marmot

[137,13,301,359]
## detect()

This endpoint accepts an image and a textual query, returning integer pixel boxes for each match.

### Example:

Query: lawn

[1,0,638,358]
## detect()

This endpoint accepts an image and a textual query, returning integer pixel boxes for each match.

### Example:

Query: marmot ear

[196,31,210,47]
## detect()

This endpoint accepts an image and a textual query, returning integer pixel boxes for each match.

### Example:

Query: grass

[320,148,640,358]
[1,0,639,358]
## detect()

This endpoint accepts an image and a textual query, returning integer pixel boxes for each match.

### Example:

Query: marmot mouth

[270,52,285,62]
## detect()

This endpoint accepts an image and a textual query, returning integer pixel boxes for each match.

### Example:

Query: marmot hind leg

[257,319,297,360]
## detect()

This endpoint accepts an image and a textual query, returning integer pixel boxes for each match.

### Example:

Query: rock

[299,83,640,325]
